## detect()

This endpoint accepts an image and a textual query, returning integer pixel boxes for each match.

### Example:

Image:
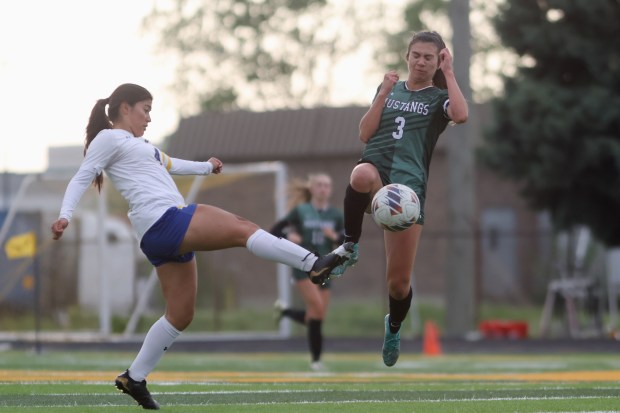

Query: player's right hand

[208,157,223,174]
[51,218,69,240]
[380,70,399,94]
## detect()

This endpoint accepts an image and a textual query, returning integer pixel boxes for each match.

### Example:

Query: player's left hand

[438,48,454,75]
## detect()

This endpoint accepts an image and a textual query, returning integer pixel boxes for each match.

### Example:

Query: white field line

[13,396,620,409]
[21,393,618,402]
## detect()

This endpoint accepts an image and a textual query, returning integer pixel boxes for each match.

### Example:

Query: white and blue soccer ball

[371,184,420,232]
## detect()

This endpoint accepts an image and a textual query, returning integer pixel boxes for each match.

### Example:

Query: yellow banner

[4,231,37,259]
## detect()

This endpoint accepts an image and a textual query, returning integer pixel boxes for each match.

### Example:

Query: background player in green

[271,173,344,371]
[332,31,469,366]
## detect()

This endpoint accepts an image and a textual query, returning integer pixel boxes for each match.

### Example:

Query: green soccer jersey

[286,203,344,286]
[286,203,344,256]
[361,82,450,221]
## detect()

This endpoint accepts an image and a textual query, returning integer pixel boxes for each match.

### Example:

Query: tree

[379,0,511,102]
[480,0,620,246]
[143,0,385,113]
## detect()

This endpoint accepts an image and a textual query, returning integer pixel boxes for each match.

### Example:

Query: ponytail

[82,83,153,193]
[432,69,448,90]
[287,177,312,210]
[84,97,111,192]
[287,173,331,210]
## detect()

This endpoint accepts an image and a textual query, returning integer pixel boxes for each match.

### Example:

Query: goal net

[0,160,293,341]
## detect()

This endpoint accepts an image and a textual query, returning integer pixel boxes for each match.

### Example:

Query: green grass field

[1,349,619,412]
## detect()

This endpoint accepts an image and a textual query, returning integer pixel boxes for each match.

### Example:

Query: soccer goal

[123,161,293,338]
[0,157,292,340]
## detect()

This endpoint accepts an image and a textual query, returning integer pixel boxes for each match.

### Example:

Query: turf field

[1,349,619,412]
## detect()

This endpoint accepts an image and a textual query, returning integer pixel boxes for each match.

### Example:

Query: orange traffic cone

[422,321,442,356]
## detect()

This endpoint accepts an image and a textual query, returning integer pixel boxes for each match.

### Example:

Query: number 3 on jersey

[392,116,405,140]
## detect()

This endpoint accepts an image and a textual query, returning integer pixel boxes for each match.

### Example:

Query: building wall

[185,145,547,310]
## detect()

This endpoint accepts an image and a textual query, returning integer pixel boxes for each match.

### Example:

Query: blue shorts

[140,204,197,267]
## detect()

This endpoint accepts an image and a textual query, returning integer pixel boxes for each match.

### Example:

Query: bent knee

[351,164,381,193]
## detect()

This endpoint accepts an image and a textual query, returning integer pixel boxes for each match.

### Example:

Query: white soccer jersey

[58,129,214,240]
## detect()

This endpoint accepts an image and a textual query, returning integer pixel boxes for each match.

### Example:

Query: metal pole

[98,183,111,336]
[34,245,42,354]
[274,163,291,338]
[0,174,36,247]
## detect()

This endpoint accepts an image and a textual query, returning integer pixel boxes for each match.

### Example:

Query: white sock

[246,229,317,272]
[128,316,181,381]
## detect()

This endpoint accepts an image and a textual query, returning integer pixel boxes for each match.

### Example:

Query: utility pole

[445,0,477,337]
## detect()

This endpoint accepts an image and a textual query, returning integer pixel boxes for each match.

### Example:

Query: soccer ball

[371,184,420,232]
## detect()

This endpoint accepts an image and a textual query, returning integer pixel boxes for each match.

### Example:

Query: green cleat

[382,314,400,367]
[330,243,359,278]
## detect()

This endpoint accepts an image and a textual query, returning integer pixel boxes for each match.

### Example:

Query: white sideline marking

[33,393,618,402]
[15,400,620,409]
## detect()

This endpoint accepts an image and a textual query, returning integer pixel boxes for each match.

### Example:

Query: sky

[0,0,178,174]
[0,0,435,175]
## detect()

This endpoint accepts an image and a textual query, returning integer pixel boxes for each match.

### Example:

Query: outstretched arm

[160,150,222,175]
[52,166,99,240]
[439,48,468,124]
[52,132,120,240]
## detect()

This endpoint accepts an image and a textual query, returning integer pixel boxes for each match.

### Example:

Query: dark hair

[406,31,447,89]
[84,84,153,191]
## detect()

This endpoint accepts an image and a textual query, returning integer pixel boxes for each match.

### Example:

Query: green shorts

[359,159,426,225]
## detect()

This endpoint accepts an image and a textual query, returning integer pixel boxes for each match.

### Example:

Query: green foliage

[200,87,238,112]
[379,0,508,101]
[480,0,620,246]
[143,0,377,112]
[381,0,448,72]
[405,0,447,30]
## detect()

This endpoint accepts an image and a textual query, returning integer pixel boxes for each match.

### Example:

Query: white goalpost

[123,161,293,338]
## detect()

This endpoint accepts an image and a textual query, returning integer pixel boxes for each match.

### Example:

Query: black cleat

[307,242,355,285]
[115,370,160,410]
